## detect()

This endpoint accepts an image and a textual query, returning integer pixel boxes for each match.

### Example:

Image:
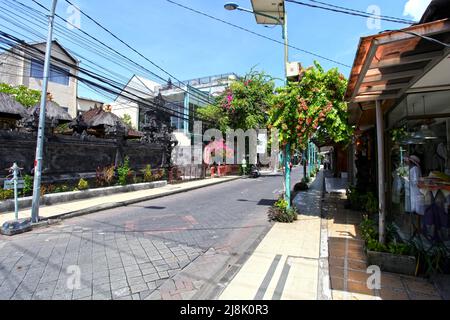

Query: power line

[5,0,215,109]
[165,0,351,69]
[63,0,210,100]
[286,0,415,24]
[0,7,212,124]
[304,0,416,24]
[0,35,207,124]
[32,0,214,106]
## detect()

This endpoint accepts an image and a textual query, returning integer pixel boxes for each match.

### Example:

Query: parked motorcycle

[249,165,261,178]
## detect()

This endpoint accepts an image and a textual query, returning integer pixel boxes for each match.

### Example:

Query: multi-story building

[0,40,79,117]
[111,73,238,146]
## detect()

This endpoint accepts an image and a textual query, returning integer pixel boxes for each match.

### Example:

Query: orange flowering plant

[268,61,353,150]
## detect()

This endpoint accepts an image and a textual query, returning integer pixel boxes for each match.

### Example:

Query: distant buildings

[0,39,237,147]
[111,73,238,146]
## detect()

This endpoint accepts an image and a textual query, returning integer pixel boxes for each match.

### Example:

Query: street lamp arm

[235,6,283,25]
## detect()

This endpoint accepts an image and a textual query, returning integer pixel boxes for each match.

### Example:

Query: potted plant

[361,217,417,276]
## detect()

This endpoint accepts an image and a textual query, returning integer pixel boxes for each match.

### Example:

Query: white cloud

[403,0,432,21]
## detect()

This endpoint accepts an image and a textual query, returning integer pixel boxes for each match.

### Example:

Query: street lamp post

[224,1,291,207]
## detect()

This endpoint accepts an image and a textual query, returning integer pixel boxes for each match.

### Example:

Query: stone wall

[0,130,165,183]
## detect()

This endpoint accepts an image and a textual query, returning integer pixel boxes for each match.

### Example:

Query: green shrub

[0,188,14,200]
[365,192,378,214]
[117,157,131,186]
[23,174,33,196]
[268,197,298,223]
[360,217,413,256]
[54,185,70,193]
[142,165,153,182]
[77,179,89,191]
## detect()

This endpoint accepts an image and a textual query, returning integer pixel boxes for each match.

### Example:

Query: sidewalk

[219,170,324,300]
[323,182,445,300]
[0,176,240,226]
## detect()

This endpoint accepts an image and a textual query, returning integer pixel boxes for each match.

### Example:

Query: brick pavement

[323,192,445,300]
[0,174,283,300]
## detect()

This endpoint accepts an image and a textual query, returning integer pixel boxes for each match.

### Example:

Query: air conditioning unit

[286,62,303,80]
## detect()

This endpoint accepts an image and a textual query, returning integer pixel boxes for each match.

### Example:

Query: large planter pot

[367,250,417,276]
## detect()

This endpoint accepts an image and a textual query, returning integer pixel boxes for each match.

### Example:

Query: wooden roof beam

[353,93,399,103]
[369,50,444,69]
[362,69,423,83]
[359,83,409,93]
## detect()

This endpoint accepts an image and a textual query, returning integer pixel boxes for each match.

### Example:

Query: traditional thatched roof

[0,93,28,119]
[86,109,124,128]
[29,100,73,123]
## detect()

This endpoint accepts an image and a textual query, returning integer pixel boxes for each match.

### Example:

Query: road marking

[272,257,292,300]
[254,255,282,300]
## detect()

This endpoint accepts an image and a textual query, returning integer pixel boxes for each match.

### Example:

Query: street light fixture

[224,1,292,208]
[224,2,239,11]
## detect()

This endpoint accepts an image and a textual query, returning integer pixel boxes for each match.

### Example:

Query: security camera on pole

[30,0,58,223]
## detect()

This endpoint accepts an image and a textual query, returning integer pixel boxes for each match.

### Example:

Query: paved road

[0,169,302,300]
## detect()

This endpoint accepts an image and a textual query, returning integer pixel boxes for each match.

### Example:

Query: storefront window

[389,90,450,244]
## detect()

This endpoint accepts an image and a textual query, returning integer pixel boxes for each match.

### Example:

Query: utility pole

[30,0,58,223]
[282,12,291,208]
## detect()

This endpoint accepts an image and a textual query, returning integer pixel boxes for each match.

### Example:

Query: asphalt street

[0,168,302,300]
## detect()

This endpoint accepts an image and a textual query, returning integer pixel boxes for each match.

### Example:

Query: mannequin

[405,155,423,214]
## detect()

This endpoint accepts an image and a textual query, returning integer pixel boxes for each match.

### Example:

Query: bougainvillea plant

[197,70,275,132]
[268,61,353,150]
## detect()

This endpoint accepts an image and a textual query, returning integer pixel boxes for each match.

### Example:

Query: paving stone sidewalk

[323,185,446,300]
[0,173,283,300]
[219,170,324,300]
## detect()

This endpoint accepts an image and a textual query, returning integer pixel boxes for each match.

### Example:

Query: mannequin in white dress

[405,155,423,214]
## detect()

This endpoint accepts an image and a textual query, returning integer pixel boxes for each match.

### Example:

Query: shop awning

[345,19,450,126]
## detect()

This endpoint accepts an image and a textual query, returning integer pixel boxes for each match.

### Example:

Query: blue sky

[5,0,432,101]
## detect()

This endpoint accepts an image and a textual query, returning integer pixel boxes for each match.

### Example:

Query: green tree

[268,62,353,203]
[121,113,134,129]
[0,83,41,107]
[269,61,353,150]
[198,70,275,131]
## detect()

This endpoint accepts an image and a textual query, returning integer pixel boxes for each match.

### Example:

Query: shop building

[346,10,450,251]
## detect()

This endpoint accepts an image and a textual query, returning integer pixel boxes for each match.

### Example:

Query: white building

[0,41,79,117]
[76,96,105,115]
[110,73,238,146]
[110,75,160,130]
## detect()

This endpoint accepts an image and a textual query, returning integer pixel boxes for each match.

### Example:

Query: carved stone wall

[0,130,165,183]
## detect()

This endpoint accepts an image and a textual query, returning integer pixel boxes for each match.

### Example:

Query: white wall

[0,43,79,117]
[77,98,103,114]
[110,101,139,129]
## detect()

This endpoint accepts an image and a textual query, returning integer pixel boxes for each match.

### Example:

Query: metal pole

[30,0,58,223]
[184,85,190,135]
[12,163,19,220]
[376,100,386,244]
[283,11,291,208]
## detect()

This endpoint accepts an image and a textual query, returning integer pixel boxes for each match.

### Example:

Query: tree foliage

[268,62,353,149]
[0,83,41,108]
[121,113,134,129]
[197,71,275,131]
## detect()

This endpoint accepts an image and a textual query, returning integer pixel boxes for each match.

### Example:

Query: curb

[0,181,167,213]
[194,221,275,300]
[35,176,242,224]
[318,171,332,300]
